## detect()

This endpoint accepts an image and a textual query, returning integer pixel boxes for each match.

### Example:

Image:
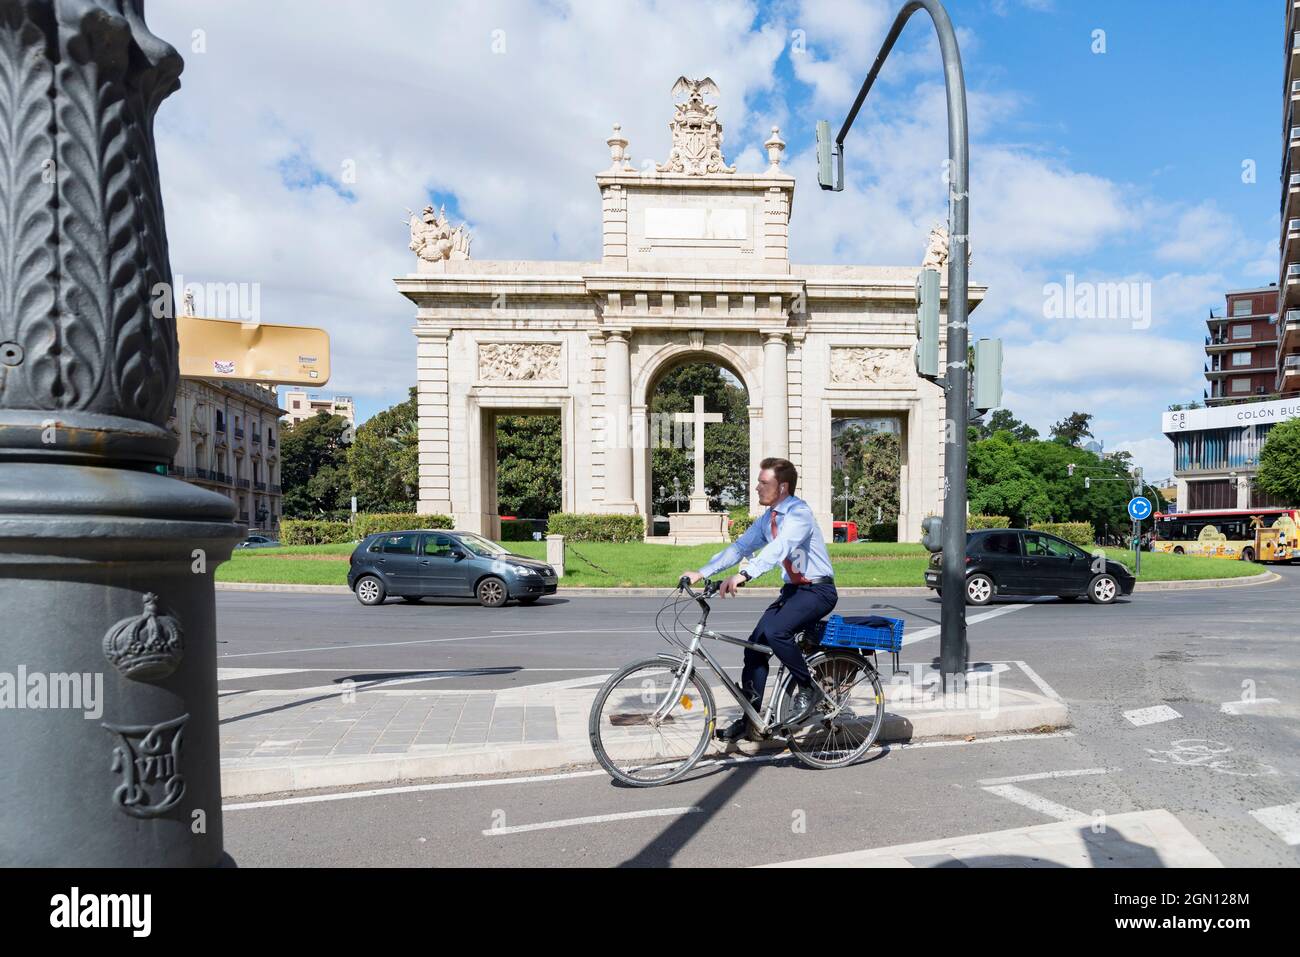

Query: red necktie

[771,508,810,584]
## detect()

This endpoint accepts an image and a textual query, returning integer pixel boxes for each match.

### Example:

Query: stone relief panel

[829,347,914,387]
[477,342,564,382]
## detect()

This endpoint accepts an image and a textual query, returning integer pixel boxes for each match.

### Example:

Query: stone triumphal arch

[395,78,984,541]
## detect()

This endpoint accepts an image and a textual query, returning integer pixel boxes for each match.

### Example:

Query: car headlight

[512,564,539,576]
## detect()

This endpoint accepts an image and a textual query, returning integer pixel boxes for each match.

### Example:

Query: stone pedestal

[666,509,729,544]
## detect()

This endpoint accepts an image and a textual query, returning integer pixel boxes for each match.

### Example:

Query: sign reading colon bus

[1152,508,1300,563]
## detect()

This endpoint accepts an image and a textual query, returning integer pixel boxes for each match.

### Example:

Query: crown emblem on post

[102,593,185,681]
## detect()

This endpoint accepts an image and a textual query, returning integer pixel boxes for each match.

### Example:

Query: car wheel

[1088,574,1118,604]
[476,576,508,608]
[518,596,540,605]
[355,576,385,606]
[1242,547,1255,563]
[965,574,994,606]
[401,596,423,604]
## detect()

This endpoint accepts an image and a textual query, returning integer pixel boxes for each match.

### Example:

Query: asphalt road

[218,568,1300,867]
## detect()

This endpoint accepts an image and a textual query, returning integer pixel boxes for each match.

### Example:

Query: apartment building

[168,378,285,534]
[282,391,355,429]
[1204,286,1280,405]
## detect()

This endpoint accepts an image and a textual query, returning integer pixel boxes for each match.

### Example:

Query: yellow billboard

[177,315,330,386]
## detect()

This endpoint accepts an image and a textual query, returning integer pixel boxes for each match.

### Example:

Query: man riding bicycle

[681,457,838,742]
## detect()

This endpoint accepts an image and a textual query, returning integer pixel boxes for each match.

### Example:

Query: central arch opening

[644,357,750,539]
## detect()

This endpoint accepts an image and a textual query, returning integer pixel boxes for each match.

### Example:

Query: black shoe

[786,682,824,727]
[715,717,750,742]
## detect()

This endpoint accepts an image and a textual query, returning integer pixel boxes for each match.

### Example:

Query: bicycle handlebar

[678,577,721,599]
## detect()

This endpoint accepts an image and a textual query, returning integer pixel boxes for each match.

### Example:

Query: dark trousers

[742,582,838,704]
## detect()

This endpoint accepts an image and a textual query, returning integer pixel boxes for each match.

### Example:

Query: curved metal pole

[838,0,969,683]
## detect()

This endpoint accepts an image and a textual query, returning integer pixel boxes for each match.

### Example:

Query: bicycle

[588,577,886,787]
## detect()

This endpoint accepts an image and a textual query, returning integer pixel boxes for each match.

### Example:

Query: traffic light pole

[835,0,970,686]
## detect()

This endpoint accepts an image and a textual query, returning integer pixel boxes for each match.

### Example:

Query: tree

[649,363,749,511]
[280,411,352,518]
[975,408,1039,442]
[1257,418,1300,503]
[831,425,899,527]
[348,388,418,513]
[496,414,562,518]
[1050,411,1094,446]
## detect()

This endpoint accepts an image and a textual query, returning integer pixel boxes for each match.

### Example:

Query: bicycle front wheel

[589,657,715,787]
[778,651,884,770]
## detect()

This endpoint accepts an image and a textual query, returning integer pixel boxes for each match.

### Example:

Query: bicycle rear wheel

[778,650,884,769]
[588,658,716,787]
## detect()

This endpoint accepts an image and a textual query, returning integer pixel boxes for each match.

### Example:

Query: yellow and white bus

[1152,508,1300,563]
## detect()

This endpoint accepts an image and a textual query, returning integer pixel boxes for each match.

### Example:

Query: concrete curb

[219,692,1069,799]
[216,572,1275,598]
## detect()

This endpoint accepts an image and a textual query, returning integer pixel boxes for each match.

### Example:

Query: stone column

[416,329,452,516]
[0,1,241,866]
[602,331,636,512]
[763,333,789,458]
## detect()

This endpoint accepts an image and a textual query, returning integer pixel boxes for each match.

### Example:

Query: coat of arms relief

[657,77,736,176]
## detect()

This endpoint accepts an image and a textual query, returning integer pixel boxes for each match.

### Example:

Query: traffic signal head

[973,338,1003,412]
[816,120,836,190]
[921,515,943,552]
[914,268,941,379]
[1067,463,1075,477]
[1085,477,1091,489]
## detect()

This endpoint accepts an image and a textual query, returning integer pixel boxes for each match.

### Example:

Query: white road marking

[1248,802,1300,845]
[481,807,701,836]
[978,767,1117,786]
[218,629,560,659]
[1220,697,1281,715]
[980,784,1090,822]
[217,668,308,681]
[1123,705,1182,726]
[901,604,1030,647]
[1013,661,1064,702]
[224,730,1076,810]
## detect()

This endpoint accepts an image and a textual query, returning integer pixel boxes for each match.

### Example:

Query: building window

[1231,351,1252,367]
[1231,299,1252,317]
[1231,324,1252,340]
[1230,377,1250,392]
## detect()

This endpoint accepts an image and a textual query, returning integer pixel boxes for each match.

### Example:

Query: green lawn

[216,539,1265,588]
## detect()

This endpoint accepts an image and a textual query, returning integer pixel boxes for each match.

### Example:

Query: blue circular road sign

[1127,496,1152,521]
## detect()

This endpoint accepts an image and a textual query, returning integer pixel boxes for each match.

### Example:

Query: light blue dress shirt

[698,494,835,584]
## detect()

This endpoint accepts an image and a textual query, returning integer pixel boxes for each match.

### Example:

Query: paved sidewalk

[219,661,1069,798]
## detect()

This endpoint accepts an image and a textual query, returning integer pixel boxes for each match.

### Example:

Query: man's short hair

[760,457,797,497]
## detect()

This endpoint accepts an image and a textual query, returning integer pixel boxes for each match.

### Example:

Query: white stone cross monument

[675,395,722,511]
[667,394,729,543]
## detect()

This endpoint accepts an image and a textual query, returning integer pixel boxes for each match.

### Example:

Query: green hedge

[500,519,538,541]
[546,512,645,542]
[729,506,755,541]
[1030,521,1096,549]
[353,512,452,538]
[867,521,898,542]
[968,514,1011,530]
[280,520,352,546]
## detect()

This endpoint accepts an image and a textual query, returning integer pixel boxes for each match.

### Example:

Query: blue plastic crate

[814,614,904,653]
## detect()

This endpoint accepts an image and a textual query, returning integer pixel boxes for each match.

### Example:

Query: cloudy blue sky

[151,0,1282,480]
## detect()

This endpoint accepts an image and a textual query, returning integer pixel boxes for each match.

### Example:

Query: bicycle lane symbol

[1146,738,1279,778]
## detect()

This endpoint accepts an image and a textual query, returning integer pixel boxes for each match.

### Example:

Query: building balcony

[236,478,250,490]
[254,481,267,492]
[1287,262,1300,307]
[234,427,245,439]
[215,420,226,433]
[252,432,261,444]
[1283,310,1300,352]
[1205,361,1275,377]
[271,483,282,495]
[1205,335,1276,352]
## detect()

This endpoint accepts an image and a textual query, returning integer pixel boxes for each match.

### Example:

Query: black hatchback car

[924,528,1135,605]
[348,530,558,607]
